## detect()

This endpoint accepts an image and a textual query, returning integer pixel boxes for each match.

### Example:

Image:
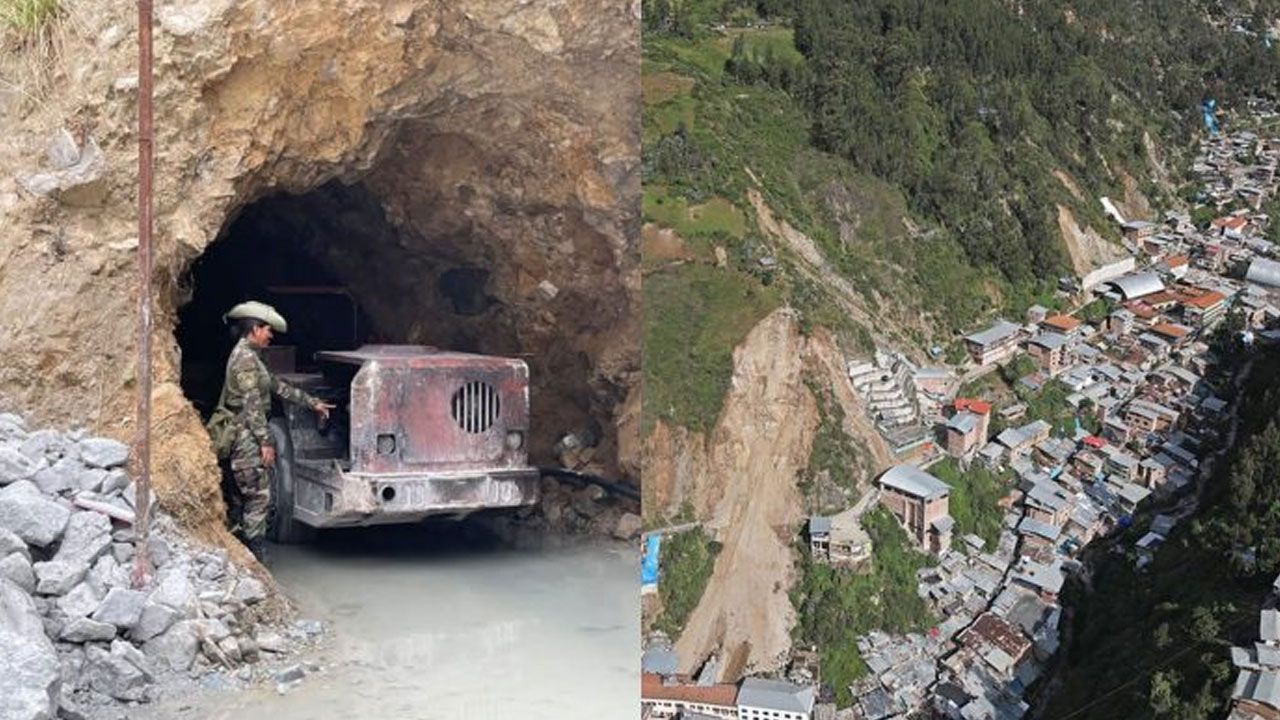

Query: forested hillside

[792,0,1280,284]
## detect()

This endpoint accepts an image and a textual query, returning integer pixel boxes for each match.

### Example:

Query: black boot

[247,537,269,563]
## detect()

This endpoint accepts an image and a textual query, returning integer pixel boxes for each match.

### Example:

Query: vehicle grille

[450,381,500,434]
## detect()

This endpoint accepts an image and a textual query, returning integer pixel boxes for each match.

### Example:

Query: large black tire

[267,418,316,544]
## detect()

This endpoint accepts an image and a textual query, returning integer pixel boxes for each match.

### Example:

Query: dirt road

[134,521,638,719]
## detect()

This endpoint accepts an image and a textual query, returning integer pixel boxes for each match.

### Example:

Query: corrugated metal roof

[964,320,1022,347]
[878,465,950,500]
[1029,332,1070,350]
[641,648,680,675]
[808,516,832,535]
[1106,272,1166,300]
[1248,257,1280,288]
[1233,670,1280,709]
[1262,609,1280,643]
[737,678,815,714]
[947,412,979,433]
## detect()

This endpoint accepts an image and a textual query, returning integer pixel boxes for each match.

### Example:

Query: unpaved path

[674,309,817,678]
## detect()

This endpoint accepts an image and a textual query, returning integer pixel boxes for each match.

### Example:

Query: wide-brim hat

[223,301,288,333]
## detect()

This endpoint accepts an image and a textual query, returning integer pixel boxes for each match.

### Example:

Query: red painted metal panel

[343,348,529,474]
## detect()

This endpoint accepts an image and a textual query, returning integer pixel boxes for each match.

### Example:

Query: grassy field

[644,185,747,240]
[644,262,780,432]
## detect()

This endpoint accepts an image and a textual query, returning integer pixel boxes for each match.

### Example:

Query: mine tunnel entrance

[175,175,607,487]
[175,182,401,418]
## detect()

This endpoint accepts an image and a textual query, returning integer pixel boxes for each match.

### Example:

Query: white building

[737,678,816,720]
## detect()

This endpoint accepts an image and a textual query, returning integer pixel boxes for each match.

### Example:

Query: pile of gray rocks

[527,477,643,540]
[0,413,317,720]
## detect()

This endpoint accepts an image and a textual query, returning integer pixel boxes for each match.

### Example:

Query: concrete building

[1026,332,1071,376]
[1163,254,1190,279]
[1040,314,1081,340]
[1122,220,1158,242]
[808,507,873,568]
[1108,309,1135,338]
[1183,290,1228,329]
[641,673,739,719]
[877,465,953,554]
[963,321,1023,366]
[1124,400,1179,434]
[737,678,816,720]
[1212,215,1250,238]
[945,412,984,458]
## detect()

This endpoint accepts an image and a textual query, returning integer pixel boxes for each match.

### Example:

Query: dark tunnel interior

[175,182,392,418]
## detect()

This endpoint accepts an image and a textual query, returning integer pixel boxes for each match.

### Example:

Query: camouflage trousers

[229,429,273,542]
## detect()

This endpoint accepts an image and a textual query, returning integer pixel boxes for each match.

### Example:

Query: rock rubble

[0,414,318,719]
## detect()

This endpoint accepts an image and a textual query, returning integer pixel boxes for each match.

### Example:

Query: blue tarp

[641,534,661,585]
[1202,99,1220,136]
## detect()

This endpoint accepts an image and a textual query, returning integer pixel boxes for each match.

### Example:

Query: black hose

[537,467,640,502]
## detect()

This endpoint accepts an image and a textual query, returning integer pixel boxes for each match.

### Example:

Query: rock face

[0,0,640,547]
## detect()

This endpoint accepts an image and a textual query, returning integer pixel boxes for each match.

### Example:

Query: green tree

[1149,670,1180,716]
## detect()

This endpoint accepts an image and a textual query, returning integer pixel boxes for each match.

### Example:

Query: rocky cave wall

[0,0,640,539]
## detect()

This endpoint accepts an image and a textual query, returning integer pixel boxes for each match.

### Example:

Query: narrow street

[134,521,639,719]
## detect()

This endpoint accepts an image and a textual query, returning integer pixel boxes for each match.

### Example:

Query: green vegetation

[644,263,780,431]
[931,457,1009,548]
[793,508,937,707]
[1018,378,1077,436]
[799,378,865,511]
[1267,197,1280,244]
[1040,346,1280,718]
[652,527,722,639]
[644,186,748,240]
[1,0,58,36]
[793,0,1280,288]
[998,355,1040,386]
[1078,298,1114,326]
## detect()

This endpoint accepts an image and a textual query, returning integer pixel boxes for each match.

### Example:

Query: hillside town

[642,115,1280,719]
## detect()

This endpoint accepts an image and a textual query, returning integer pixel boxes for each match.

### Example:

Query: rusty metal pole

[131,0,155,589]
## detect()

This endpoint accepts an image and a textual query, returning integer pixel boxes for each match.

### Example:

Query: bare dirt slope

[1056,204,1129,277]
[673,309,817,678]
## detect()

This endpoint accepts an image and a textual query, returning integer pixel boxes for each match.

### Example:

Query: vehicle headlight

[506,431,525,450]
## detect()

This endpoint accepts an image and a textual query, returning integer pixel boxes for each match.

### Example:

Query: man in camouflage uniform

[210,301,333,560]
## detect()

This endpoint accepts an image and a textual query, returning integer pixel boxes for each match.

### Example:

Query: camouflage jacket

[221,338,319,448]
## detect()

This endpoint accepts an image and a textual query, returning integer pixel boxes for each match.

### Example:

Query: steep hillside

[640,0,1280,678]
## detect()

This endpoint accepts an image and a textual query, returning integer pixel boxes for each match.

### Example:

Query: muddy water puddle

[136,522,638,719]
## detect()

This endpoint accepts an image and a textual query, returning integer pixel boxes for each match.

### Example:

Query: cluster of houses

[825,125,1280,720]
[641,121,1280,720]
[847,351,953,462]
[1230,575,1280,720]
